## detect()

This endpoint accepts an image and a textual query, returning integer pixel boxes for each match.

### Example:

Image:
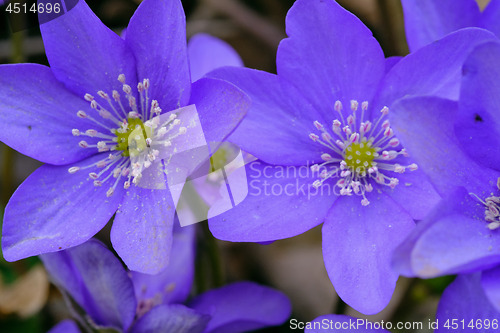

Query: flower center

[471,177,500,230]
[115,117,152,156]
[344,142,376,174]
[309,100,417,206]
[67,74,189,197]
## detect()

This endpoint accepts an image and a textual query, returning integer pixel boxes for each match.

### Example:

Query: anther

[97,91,109,99]
[68,166,80,174]
[321,132,332,141]
[321,153,333,161]
[350,100,358,111]
[334,100,343,113]
[314,121,324,130]
[85,129,98,137]
[389,138,399,147]
[361,101,368,112]
[123,84,132,94]
[77,111,88,118]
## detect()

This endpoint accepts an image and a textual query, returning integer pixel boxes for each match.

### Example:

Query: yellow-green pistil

[344,142,376,174]
[115,118,151,157]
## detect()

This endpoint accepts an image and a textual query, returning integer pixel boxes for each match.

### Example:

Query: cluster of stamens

[68,74,189,197]
[471,178,500,230]
[309,100,417,206]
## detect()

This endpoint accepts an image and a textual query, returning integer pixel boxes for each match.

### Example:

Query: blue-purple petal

[125,0,191,110]
[384,168,441,220]
[131,224,196,305]
[393,187,500,278]
[377,28,497,108]
[0,64,97,165]
[436,274,500,333]
[481,0,500,38]
[385,56,401,74]
[207,67,325,166]
[323,193,415,314]
[41,240,137,331]
[2,154,124,261]
[390,96,500,198]
[277,0,385,121]
[208,160,334,242]
[47,320,81,333]
[188,33,243,82]
[189,281,291,333]
[130,304,209,333]
[111,186,175,274]
[481,265,500,313]
[401,0,480,52]
[188,77,249,148]
[39,0,137,100]
[456,41,500,172]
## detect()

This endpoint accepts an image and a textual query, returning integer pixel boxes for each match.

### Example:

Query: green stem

[333,297,348,315]
[377,0,409,56]
[1,146,15,207]
[11,30,26,63]
[202,221,224,288]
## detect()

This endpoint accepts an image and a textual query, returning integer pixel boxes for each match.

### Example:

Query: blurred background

[0,0,490,332]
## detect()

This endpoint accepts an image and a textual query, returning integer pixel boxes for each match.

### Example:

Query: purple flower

[402,0,500,52]
[205,0,497,314]
[435,274,500,333]
[390,40,500,314]
[42,227,291,333]
[0,0,249,274]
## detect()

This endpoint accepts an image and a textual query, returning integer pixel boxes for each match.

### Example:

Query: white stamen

[77,111,88,118]
[68,166,80,174]
[308,101,415,206]
[350,100,358,111]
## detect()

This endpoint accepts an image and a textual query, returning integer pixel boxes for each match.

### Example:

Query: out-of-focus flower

[42,226,292,333]
[0,0,249,274]
[390,41,500,317]
[206,0,496,314]
[187,33,244,83]
[401,0,500,52]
